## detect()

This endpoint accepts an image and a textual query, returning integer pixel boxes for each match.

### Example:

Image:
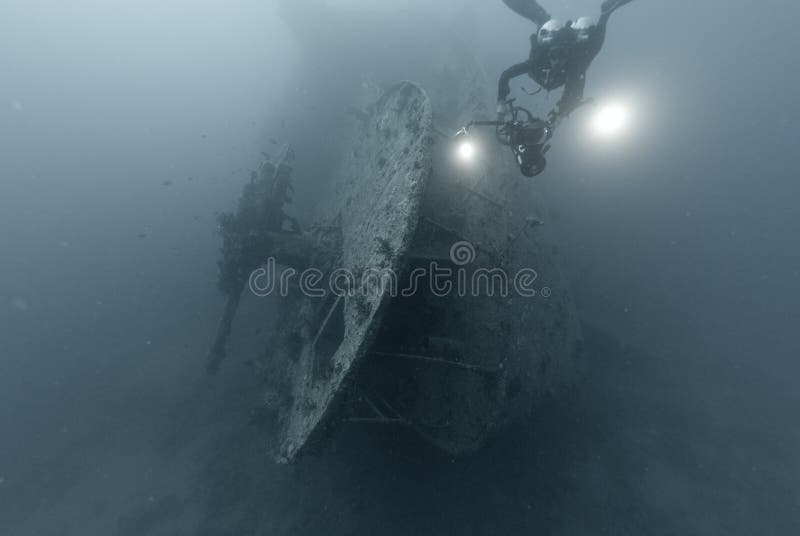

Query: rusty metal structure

[209,81,582,462]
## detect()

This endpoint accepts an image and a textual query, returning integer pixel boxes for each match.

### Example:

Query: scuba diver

[498,0,636,123]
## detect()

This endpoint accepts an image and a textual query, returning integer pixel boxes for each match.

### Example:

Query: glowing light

[592,101,631,138]
[457,140,476,161]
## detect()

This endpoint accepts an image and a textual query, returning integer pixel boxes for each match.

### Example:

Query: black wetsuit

[498,0,634,116]
[497,30,577,99]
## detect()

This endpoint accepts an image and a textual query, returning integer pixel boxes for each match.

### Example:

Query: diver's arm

[498,61,532,102]
[502,0,551,27]
[555,72,587,118]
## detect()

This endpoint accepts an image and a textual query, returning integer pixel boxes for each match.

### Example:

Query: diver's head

[572,17,596,43]
[537,19,566,45]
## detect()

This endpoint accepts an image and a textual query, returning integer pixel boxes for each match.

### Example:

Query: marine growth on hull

[206,82,583,463]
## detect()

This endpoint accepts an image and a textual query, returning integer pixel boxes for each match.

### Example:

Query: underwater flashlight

[592,101,631,138]
[453,111,552,177]
[454,127,477,163]
[458,140,476,160]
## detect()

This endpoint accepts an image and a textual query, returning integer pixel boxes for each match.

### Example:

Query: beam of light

[591,101,632,138]
[457,140,476,161]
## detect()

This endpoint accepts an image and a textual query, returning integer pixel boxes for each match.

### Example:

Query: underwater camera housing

[502,116,551,177]
[455,102,553,177]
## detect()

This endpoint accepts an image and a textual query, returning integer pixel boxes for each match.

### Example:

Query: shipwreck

[207,78,583,463]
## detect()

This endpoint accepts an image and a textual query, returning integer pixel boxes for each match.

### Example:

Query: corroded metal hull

[265,82,581,462]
